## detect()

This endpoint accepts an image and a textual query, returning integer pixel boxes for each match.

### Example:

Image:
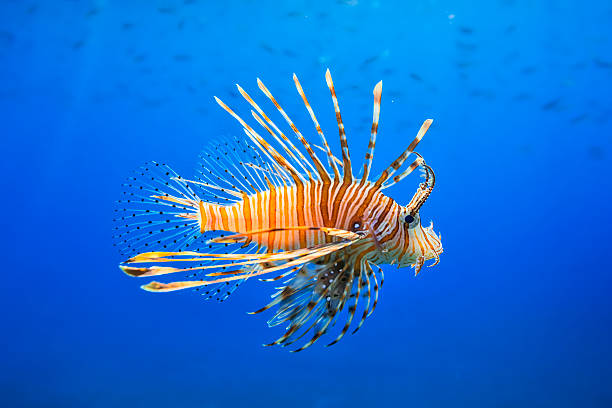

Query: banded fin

[325,69,353,183]
[374,119,433,188]
[114,161,258,303]
[214,96,305,185]
[254,254,384,351]
[361,80,382,184]
[255,77,329,183]
[119,229,361,293]
[184,240,263,303]
[313,144,343,168]
[293,73,339,180]
[235,83,316,180]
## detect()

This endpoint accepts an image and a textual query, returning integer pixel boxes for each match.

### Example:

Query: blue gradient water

[2,1,611,406]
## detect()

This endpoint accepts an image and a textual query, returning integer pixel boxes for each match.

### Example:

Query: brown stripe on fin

[325,263,363,347]
[258,252,380,351]
[374,119,433,188]
[325,69,353,183]
[214,96,304,184]
[368,262,384,316]
[256,78,325,180]
[123,239,361,297]
[142,280,206,292]
[380,156,424,190]
[236,84,314,178]
[361,80,382,184]
[352,263,373,335]
[293,73,339,181]
[312,144,343,168]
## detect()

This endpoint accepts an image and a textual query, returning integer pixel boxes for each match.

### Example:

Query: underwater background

[2,0,611,406]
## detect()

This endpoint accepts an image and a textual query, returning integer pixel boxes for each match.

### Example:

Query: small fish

[227,89,240,99]
[282,49,297,58]
[133,54,147,63]
[0,31,15,46]
[158,7,176,14]
[173,54,193,62]
[458,26,473,35]
[72,40,85,50]
[409,73,423,82]
[570,113,588,124]
[587,146,604,160]
[541,98,561,111]
[121,22,134,31]
[259,42,276,55]
[593,58,612,69]
[360,55,379,67]
[520,66,537,75]
[115,70,443,351]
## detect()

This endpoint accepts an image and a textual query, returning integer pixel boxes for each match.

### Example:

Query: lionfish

[114,69,442,351]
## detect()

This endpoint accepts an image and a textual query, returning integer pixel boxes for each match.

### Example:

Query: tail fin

[115,161,260,303]
[113,161,203,258]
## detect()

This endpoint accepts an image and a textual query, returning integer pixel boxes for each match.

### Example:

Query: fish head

[393,206,443,272]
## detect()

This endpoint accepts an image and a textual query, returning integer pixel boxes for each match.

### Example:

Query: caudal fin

[113,161,202,257]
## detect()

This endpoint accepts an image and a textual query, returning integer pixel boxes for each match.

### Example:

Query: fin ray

[325,69,353,183]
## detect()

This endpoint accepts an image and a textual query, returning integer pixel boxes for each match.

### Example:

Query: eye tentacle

[406,153,436,216]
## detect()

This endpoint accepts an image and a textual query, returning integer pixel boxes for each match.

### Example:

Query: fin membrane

[113,161,202,257]
[253,253,384,351]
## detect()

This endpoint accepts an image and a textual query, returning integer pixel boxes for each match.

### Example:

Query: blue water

[2,1,611,406]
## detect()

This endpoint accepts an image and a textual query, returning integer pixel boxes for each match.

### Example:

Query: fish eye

[403,212,419,229]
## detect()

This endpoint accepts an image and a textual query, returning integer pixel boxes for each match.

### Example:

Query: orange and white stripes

[196,178,413,255]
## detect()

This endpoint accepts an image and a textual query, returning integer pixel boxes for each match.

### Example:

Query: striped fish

[114,69,443,351]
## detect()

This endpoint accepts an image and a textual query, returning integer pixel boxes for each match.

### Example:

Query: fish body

[114,70,442,350]
[192,179,440,265]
